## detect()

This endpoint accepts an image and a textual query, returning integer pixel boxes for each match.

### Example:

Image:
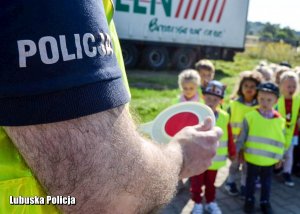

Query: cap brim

[257,88,279,97]
[203,92,224,99]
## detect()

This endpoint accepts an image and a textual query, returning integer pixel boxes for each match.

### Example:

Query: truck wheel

[172,48,197,70]
[143,47,169,70]
[122,43,138,69]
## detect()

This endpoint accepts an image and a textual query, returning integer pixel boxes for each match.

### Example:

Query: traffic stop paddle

[139,102,215,144]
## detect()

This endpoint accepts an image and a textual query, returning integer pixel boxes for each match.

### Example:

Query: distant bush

[244,42,299,65]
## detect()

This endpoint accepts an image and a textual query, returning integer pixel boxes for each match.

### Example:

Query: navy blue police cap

[203,80,226,98]
[257,82,280,97]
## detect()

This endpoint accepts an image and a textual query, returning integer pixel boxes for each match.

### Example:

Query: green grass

[129,88,179,123]
[128,53,261,123]
[127,70,179,89]
[212,54,261,77]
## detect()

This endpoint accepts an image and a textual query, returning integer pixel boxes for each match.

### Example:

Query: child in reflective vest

[237,82,286,214]
[190,80,236,214]
[293,67,300,176]
[225,71,263,197]
[178,69,201,102]
[176,69,201,190]
[195,59,215,95]
[276,71,300,186]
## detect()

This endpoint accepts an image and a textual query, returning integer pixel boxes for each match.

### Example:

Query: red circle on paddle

[164,112,199,137]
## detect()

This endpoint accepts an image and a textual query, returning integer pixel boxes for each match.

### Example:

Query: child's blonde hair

[279,71,299,86]
[274,66,289,85]
[195,59,215,73]
[255,65,273,81]
[231,70,263,99]
[295,67,300,84]
[178,69,201,90]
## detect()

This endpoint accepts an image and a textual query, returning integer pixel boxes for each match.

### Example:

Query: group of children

[176,59,300,214]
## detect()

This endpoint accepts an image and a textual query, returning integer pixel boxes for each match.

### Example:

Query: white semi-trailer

[113,0,249,70]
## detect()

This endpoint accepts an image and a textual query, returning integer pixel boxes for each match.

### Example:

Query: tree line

[247,22,300,47]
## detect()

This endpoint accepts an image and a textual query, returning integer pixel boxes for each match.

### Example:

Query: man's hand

[170,117,222,179]
[4,107,222,213]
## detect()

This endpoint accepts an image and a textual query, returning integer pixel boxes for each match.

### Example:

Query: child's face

[280,78,297,99]
[199,69,214,87]
[204,94,222,111]
[182,82,198,99]
[257,91,278,111]
[241,80,257,101]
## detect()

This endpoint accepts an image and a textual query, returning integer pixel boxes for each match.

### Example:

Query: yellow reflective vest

[244,110,286,166]
[0,1,128,213]
[208,109,229,170]
[277,96,300,147]
[229,100,257,142]
[199,88,204,103]
[0,127,60,213]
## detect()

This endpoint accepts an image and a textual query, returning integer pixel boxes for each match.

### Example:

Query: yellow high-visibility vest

[0,127,60,213]
[0,1,128,213]
[208,109,229,170]
[277,95,300,147]
[244,110,286,166]
[199,88,204,103]
[229,100,257,142]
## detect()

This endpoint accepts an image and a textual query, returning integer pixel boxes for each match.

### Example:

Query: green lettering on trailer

[116,0,129,12]
[150,0,172,17]
[162,0,172,16]
[150,0,155,15]
[134,0,147,14]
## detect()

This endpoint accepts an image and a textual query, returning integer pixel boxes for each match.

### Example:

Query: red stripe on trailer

[184,0,193,19]
[176,0,184,17]
[193,0,202,20]
[216,0,226,23]
[201,0,210,21]
[209,0,218,22]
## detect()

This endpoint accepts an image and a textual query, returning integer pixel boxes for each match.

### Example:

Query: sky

[248,0,300,31]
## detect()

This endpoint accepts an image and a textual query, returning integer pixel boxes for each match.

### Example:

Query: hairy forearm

[4,106,182,213]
